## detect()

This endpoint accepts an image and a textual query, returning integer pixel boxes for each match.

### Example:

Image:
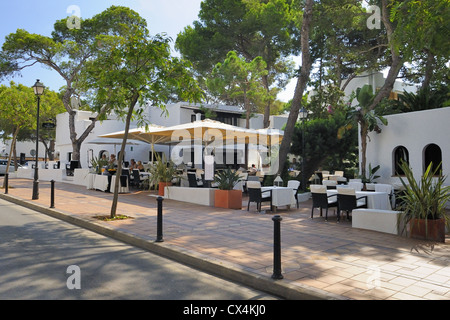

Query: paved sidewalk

[1,177,449,300]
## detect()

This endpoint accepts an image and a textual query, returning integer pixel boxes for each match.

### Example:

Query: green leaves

[290,111,358,184]
[398,160,450,233]
[214,167,241,190]
[356,85,374,109]
[0,82,36,131]
[147,153,179,185]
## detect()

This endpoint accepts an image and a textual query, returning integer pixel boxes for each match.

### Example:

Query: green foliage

[389,86,449,113]
[213,168,241,190]
[0,6,166,163]
[359,163,380,184]
[90,156,109,174]
[207,51,268,126]
[308,0,388,116]
[147,153,180,186]
[0,82,36,132]
[290,111,358,184]
[398,161,450,234]
[347,85,388,132]
[340,85,388,179]
[175,0,297,120]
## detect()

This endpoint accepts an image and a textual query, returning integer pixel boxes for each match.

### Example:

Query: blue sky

[0,0,295,101]
[0,0,204,91]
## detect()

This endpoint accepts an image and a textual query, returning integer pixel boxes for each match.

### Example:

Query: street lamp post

[299,107,308,191]
[32,79,45,200]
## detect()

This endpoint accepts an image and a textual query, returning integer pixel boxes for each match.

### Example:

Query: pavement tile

[1,177,449,300]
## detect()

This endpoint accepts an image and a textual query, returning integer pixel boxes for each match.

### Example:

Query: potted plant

[213,168,243,209]
[90,156,109,175]
[147,153,179,196]
[398,161,450,243]
[358,163,380,190]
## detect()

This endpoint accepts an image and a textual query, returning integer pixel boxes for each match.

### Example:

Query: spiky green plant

[398,160,450,235]
[213,168,241,190]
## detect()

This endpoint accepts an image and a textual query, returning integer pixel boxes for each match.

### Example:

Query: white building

[6,100,287,183]
[52,102,287,170]
[364,107,450,188]
[343,71,418,105]
[55,110,153,169]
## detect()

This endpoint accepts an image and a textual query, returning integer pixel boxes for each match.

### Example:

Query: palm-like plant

[147,153,179,187]
[398,160,450,236]
[393,86,449,113]
[343,85,388,180]
[90,156,109,174]
[213,168,241,190]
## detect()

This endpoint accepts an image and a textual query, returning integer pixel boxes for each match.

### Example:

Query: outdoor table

[327,190,391,210]
[86,173,96,190]
[92,174,110,192]
[139,172,151,179]
[261,186,296,212]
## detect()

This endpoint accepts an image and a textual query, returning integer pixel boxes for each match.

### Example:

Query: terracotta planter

[214,189,242,209]
[409,218,446,243]
[158,182,172,196]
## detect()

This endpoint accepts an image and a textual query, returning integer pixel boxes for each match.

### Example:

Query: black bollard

[50,180,55,208]
[156,196,164,242]
[271,215,283,280]
[4,173,8,194]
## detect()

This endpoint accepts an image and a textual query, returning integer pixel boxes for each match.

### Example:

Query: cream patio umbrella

[137,119,283,168]
[137,119,261,144]
[99,124,169,145]
[99,124,170,164]
[86,138,146,155]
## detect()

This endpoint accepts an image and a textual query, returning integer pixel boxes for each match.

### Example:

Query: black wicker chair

[131,169,142,189]
[187,172,203,187]
[246,181,272,212]
[310,185,338,221]
[337,188,368,222]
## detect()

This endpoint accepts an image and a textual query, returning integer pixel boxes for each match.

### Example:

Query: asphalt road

[0,199,279,300]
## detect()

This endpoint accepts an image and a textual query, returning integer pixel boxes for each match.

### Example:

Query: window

[393,146,409,175]
[423,143,442,175]
[99,150,109,161]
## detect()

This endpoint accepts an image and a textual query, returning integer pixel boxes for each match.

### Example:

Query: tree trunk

[421,49,434,90]
[262,74,271,128]
[368,0,403,110]
[63,84,107,165]
[244,87,250,129]
[110,93,139,218]
[13,138,18,171]
[360,124,368,179]
[49,140,55,161]
[278,0,313,175]
[3,127,19,188]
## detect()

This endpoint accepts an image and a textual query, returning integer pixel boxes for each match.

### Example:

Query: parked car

[0,160,21,175]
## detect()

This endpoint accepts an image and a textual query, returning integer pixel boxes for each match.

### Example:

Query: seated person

[136,160,145,172]
[289,158,298,171]
[248,164,258,175]
[129,159,137,169]
[109,154,118,168]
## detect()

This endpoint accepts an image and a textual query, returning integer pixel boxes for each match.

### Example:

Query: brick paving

[1,177,449,300]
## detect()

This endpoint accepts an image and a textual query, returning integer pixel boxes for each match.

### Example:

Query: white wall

[3,140,47,162]
[47,102,286,170]
[364,108,450,188]
[55,110,168,168]
[344,71,417,106]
